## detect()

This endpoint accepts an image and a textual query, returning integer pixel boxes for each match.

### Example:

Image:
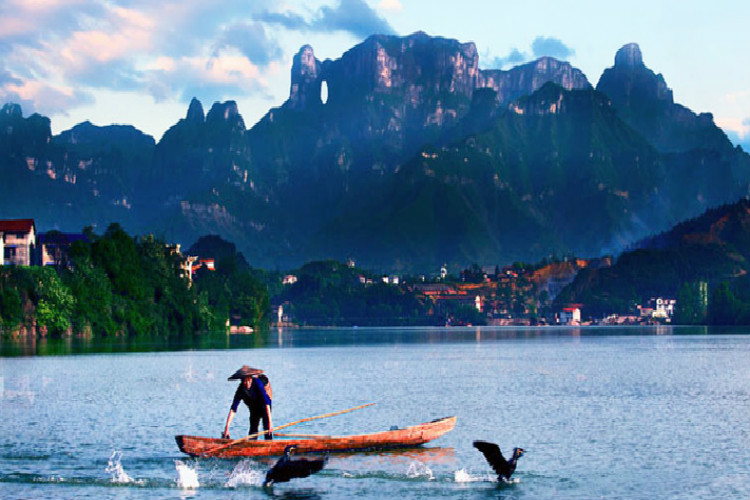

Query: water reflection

[0,325,737,356]
[0,331,233,356]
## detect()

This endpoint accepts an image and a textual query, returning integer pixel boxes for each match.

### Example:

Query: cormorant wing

[265,456,326,485]
[473,440,511,478]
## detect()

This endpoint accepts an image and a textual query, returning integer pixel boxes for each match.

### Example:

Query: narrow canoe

[175,416,456,458]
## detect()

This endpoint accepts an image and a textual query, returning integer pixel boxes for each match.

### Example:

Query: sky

[1,0,748,150]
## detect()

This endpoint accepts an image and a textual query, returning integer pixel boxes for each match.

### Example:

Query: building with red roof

[0,218,36,266]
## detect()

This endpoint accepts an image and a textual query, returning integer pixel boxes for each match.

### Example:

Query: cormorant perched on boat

[264,445,327,487]
[473,440,525,481]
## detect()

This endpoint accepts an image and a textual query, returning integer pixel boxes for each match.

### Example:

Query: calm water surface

[1,326,748,500]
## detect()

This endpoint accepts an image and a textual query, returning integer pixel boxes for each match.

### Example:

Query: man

[222,365,273,440]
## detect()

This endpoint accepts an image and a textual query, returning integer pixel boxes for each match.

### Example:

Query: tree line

[2,224,748,338]
[0,223,269,338]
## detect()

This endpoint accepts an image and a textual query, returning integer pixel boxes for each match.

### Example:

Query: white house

[0,219,36,266]
[559,306,581,325]
[653,297,676,319]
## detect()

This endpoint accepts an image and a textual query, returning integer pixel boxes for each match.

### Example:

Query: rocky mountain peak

[206,101,244,126]
[479,56,591,108]
[596,43,741,158]
[288,45,322,110]
[597,44,673,106]
[1,103,22,118]
[55,120,155,151]
[294,45,319,78]
[406,30,429,40]
[186,97,205,123]
[614,43,644,68]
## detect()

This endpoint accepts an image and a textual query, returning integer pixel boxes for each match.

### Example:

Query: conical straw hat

[227,365,264,380]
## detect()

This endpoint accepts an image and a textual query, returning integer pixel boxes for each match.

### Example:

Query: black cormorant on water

[473,440,525,481]
[264,445,327,487]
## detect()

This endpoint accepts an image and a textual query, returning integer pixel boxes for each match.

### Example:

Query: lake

[1,325,748,500]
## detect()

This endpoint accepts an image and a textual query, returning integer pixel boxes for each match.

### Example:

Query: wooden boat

[175,416,456,458]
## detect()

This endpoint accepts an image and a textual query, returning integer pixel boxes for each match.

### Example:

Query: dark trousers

[249,409,272,440]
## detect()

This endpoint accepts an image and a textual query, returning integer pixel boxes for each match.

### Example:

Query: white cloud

[0,0,284,125]
[213,21,283,67]
[142,49,280,105]
[716,90,750,142]
[716,116,750,139]
[1,77,94,115]
[147,57,176,73]
[378,0,403,13]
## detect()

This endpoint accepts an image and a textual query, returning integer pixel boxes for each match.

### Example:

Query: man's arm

[223,409,236,439]
[265,404,273,438]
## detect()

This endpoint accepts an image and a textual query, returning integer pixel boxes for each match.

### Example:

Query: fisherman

[222,365,274,440]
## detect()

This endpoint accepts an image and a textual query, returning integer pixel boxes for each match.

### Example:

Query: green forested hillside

[554,199,750,323]
[0,225,269,337]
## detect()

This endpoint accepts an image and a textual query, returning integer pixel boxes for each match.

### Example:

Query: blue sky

[1,0,748,150]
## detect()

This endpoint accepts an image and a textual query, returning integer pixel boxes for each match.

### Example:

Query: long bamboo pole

[207,403,375,454]
[273,433,334,438]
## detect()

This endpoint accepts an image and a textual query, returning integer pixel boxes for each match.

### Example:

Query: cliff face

[288,45,322,111]
[315,32,481,107]
[284,32,590,137]
[481,56,591,104]
[0,105,147,230]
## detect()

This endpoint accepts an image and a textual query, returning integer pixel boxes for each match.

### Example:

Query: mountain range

[1,33,748,272]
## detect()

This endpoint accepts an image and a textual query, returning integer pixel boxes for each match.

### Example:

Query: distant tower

[440,264,447,280]
[277,304,284,324]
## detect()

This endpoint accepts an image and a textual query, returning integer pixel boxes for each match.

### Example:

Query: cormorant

[472,440,525,481]
[264,445,327,487]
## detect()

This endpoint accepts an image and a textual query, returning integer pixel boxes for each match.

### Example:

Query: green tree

[33,267,74,336]
[230,270,270,328]
[674,281,707,325]
[0,280,24,330]
[708,282,741,325]
[64,241,117,336]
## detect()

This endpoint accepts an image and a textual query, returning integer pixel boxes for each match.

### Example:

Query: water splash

[225,459,264,488]
[175,460,199,489]
[406,461,434,480]
[105,451,134,484]
[454,469,488,483]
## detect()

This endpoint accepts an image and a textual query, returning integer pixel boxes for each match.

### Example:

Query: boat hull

[175,416,456,458]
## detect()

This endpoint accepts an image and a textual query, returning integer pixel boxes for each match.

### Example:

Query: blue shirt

[230,378,272,413]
